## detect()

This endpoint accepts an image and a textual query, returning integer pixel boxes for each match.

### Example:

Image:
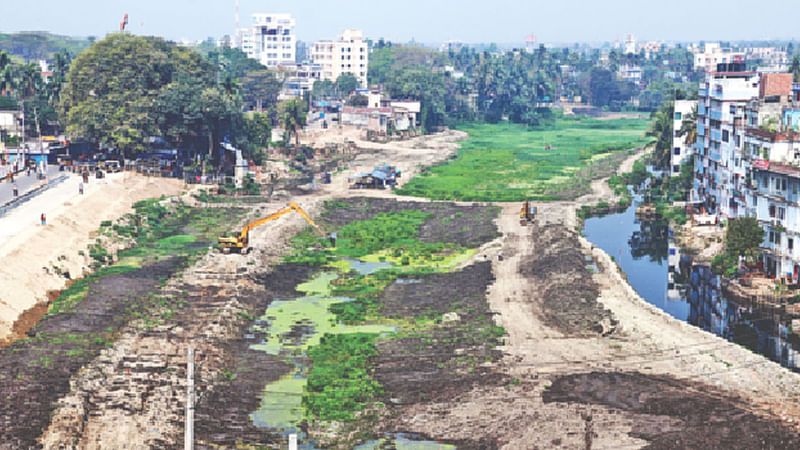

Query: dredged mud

[543,371,800,449]
[519,224,617,337]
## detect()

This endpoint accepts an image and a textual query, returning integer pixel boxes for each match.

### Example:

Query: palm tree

[0,51,14,96]
[279,99,307,148]
[646,102,674,171]
[679,105,698,147]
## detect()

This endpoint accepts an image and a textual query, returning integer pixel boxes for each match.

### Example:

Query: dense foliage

[397,117,649,201]
[59,33,242,158]
[367,42,699,132]
[0,32,90,61]
[303,333,383,422]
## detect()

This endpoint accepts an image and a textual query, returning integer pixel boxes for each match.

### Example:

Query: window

[789,238,794,251]
[779,207,786,220]
[674,147,681,155]
[783,179,788,191]
[722,130,729,142]
[673,165,680,173]
[730,105,736,114]
[674,112,682,121]
[769,204,776,218]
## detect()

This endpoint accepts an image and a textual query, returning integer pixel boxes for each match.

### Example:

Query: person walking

[40,213,46,225]
[12,182,18,197]
[79,182,84,195]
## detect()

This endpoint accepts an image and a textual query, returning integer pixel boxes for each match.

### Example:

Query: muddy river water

[584,193,800,371]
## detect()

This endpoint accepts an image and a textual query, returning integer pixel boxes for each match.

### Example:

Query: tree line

[366,43,699,132]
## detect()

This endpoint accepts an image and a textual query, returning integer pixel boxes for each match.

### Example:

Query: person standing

[79,182,84,195]
[12,182,18,197]
[40,213,46,225]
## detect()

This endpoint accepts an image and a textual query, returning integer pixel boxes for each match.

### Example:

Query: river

[583,192,800,371]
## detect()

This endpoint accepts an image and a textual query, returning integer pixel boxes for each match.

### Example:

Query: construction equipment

[218,202,325,253]
[520,200,536,225]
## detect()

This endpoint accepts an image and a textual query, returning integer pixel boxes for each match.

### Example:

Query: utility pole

[185,348,194,450]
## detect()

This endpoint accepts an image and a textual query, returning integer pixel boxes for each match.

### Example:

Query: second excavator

[218,202,327,253]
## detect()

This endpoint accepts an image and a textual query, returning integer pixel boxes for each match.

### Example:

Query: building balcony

[710,129,722,142]
[698,104,706,115]
[697,124,705,136]
[699,88,709,97]
[709,109,723,121]
[709,150,721,162]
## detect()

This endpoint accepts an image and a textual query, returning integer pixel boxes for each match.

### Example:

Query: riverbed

[584,193,799,371]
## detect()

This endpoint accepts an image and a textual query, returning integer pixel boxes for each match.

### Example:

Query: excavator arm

[287,202,325,237]
[218,202,326,252]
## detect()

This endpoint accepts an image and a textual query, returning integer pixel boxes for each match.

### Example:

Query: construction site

[0,126,799,449]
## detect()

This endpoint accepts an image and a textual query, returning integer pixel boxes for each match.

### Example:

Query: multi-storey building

[692,67,800,279]
[277,63,321,100]
[694,64,759,218]
[239,13,296,68]
[750,160,800,279]
[671,100,697,176]
[690,43,745,72]
[311,29,369,88]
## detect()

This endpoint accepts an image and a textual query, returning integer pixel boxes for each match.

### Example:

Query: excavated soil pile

[0,258,182,448]
[320,197,501,247]
[193,263,316,447]
[543,371,800,449]
[519,225,617,337]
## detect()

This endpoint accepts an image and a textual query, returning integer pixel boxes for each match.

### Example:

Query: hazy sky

[0,0,793,45]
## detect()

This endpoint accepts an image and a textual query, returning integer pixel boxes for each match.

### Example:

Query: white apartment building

[694,67,760,218]
[671,100,697,176]
[239,13,296,68]
[311,29,369,88]
[691,43,745,72]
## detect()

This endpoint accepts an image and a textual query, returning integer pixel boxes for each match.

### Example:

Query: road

[0,165,63,205]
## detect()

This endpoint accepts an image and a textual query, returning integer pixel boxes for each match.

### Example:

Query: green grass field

[396,117,651,201]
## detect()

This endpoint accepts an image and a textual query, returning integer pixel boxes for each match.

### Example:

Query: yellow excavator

[218,202,326,253]
[520,200,536,226]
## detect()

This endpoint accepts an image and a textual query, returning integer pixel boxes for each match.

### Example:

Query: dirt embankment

[0,173,182,346]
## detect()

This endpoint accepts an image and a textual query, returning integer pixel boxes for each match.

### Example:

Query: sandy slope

[0,172,182,345]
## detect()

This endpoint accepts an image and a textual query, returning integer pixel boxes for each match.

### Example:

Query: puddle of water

[296,272,339,296]
[356,433,456,450]
[251,270,397,434]
[344,257,393,275]
[250,370,305,429]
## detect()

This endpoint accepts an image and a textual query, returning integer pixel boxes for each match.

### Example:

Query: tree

[646,102,674,171]
[679,105,698,147]
[240,70,281,111]
[312,80,336,99]
[60,33,236,158]
[278,98,307,147]
[335,73,359,95]
[726,217,764,258]
[347,94,369,107]
[790,55,800,82]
